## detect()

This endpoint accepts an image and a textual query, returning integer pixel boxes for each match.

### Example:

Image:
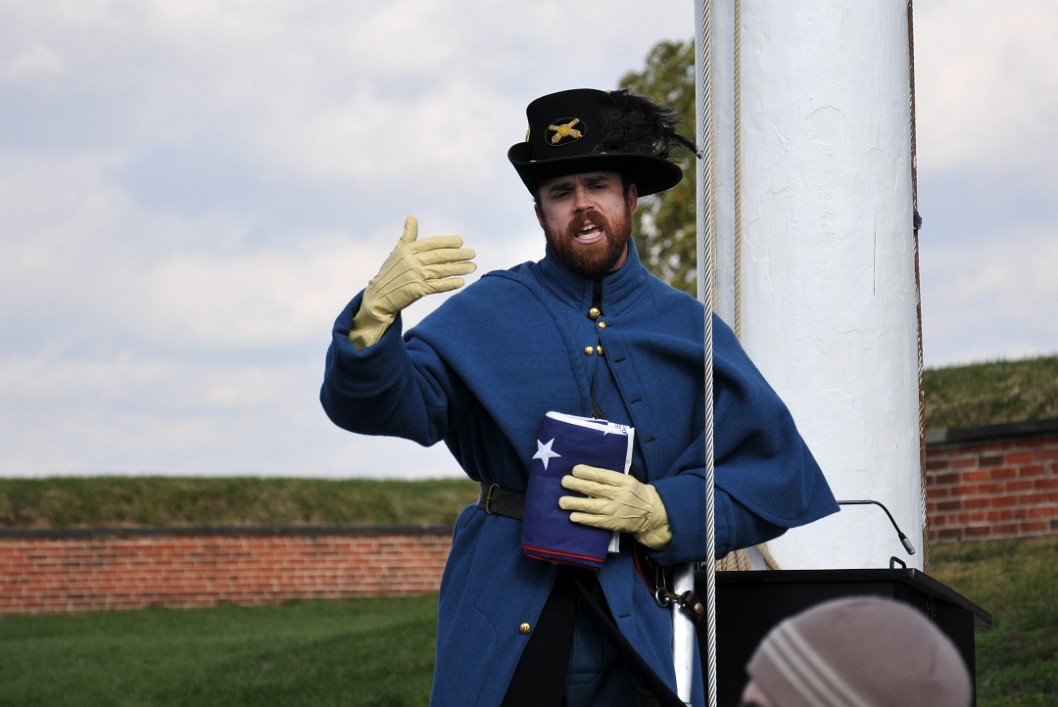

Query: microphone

[836,499,916,555]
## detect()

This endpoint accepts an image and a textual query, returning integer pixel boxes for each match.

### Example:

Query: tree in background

[620,39,697,295]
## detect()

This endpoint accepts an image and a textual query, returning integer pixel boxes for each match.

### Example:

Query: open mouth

[574,223,604,243]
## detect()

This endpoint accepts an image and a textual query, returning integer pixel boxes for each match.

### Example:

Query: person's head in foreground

[741,596,973,707]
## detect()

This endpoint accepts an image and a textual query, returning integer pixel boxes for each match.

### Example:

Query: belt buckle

[484,483,500,514]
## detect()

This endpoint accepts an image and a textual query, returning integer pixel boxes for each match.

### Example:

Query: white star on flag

[533,438,561,470]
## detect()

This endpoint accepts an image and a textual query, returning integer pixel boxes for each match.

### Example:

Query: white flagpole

[671,566,698,703]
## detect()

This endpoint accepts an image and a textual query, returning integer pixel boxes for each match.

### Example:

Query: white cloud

[0,353,327,475]
[914,1,1058,182]
[921,224,1058,366]
[2,41,65,81]
[117,235,378,352]
[1,1,1054,479]
[912,2,1058,367]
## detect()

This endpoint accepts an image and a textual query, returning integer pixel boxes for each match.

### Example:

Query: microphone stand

[837,499,916,556]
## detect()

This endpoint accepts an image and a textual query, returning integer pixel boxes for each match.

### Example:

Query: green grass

[924,354,1058,429]
[0,596,437,707]
[0,477,478,529]
[930,536,1058,706]
[1,538,1054,706]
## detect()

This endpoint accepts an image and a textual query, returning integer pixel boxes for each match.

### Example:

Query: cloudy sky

[2,1,1056,479]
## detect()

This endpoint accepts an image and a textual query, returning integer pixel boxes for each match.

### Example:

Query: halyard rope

[695,1,718,705]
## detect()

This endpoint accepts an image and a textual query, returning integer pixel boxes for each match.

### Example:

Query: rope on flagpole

[906,0,930,576]
[693,1,718,706]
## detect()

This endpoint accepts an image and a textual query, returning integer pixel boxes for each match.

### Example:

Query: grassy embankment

[0,476,478,529]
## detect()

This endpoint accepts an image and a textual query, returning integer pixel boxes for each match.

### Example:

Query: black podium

[698,568,992,706]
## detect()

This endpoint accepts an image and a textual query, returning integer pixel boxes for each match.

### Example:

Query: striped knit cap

[745,597,972,707]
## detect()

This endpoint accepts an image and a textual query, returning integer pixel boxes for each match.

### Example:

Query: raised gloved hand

[349,216,476,350]
[559,464,672,550]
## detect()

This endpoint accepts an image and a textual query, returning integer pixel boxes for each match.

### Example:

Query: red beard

[544,204,633,278]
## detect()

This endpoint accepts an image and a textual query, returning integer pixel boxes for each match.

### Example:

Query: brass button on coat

[519,622,531,635]
[584,346,594,356]
[588,307,601,320]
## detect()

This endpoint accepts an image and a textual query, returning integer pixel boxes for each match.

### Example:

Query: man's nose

[573,185,592,211]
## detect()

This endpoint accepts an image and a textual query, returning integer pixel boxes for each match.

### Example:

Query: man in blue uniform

[321,88,838,706]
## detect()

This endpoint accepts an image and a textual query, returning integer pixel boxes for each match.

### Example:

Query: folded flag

[521,411,635,569]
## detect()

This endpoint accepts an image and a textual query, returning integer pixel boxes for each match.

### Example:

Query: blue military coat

[321,242,837,706]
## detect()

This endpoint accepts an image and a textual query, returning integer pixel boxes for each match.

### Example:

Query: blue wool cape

[321,243,838,706]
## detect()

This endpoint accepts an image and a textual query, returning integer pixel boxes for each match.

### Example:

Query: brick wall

[926,418,1058,544]
[0,526,451,615]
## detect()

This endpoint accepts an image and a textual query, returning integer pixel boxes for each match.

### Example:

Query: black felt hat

[507,88,697,197]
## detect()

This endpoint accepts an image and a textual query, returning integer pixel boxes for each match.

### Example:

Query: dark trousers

[501,567,579,707]
[501,567,679,707]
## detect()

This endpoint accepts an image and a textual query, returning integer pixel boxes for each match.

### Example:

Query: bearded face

[535,171,638,279]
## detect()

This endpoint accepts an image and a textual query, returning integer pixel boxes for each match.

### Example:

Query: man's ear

[627,182,639,214]
[534,202,545,229]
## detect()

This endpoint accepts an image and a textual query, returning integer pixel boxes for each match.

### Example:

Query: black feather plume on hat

[507,87,694,196]
[597,89,702,160]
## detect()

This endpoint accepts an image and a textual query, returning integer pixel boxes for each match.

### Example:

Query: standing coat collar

[534,239,651,312]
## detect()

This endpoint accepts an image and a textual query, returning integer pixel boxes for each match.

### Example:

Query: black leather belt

[476,483,526,520]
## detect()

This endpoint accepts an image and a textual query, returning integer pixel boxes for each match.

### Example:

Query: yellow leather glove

[349,216,476,350]
[559,464,672,550]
